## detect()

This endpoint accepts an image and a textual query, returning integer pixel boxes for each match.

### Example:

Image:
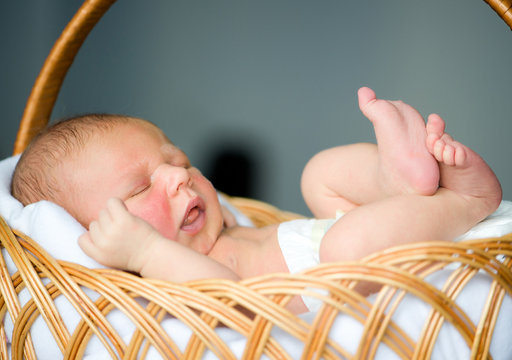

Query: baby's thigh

[319,228,348,263]
[319,213,373,263]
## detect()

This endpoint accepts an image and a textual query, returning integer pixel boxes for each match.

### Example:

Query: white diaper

[277,217,338,311]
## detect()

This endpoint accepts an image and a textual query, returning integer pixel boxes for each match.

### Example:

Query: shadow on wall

[202,141,261,199]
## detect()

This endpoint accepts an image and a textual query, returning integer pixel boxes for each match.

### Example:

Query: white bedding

[1,154,511,359]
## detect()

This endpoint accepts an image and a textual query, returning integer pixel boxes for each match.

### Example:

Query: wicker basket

[2,0,512,358]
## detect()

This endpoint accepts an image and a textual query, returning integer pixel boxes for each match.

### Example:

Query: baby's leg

[319,116,501,263]
[302,87,439,217]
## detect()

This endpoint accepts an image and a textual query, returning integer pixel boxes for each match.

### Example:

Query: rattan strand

[485,0,512,29]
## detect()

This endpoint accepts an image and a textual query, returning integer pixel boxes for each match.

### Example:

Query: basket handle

[13,0,117,155]
[485,0,512,29]
[13,0,511,155]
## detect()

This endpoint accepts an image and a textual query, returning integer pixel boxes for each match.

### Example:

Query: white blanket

[1,154,511,359]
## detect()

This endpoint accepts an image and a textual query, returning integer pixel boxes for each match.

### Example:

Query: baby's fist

[78,198,157,272]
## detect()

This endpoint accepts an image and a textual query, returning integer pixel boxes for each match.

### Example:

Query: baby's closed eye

[130,182,150,198]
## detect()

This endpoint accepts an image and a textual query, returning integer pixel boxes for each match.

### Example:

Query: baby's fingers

[105,197,135,226]
[78,231,105,262]
[79,227,124,267]
[93,198,132,237]
[95,198,127,228]
[77,232,91,252]
[96,207,114,231]
[106,197,129,216]
[88,219,102,240]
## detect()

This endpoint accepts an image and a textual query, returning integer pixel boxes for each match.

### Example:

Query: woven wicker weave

[3,0,512,358]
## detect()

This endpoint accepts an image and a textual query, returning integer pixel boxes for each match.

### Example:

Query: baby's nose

[152,164,191,197]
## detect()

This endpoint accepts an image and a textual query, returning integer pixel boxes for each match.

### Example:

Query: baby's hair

[11,113,142,207]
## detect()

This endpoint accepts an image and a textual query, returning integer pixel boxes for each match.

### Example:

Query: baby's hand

[78,198,158,273]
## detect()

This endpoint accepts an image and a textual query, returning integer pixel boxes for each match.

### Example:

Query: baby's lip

[180,196,206,235]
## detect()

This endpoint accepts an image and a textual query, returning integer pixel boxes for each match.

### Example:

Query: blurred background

[1,0,511,216]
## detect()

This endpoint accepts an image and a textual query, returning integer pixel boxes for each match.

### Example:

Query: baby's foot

[358,87,440,196]
[426,114,502,216]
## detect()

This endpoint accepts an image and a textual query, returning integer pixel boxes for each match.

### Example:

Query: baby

[11,87,502,313]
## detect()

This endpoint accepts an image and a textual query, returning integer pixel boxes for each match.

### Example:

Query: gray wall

[2,1,511,216]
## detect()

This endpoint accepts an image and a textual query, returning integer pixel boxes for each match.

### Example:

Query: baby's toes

[426,132,440,153]
[439,133,453,143]
[441,144,456,166]
[432,139,446,162]
[453,143,468,167]
[426,114,446,137]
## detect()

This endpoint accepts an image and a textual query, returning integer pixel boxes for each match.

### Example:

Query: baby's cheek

[127,196,177,240]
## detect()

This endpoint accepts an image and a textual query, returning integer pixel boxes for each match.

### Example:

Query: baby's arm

[78,198,240,282]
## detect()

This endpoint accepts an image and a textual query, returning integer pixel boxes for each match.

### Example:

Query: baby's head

[12,114,224,254]
[13,114,134,210]
[13,114,136,207]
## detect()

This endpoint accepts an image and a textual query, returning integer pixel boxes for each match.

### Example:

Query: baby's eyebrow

[160,143,174,153]
[160,143,176,156]
[160,144,190,166]
[117,160,151,196]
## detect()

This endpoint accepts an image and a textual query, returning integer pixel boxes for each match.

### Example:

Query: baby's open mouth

[181,197,206,235]
[183,206,200,226]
